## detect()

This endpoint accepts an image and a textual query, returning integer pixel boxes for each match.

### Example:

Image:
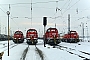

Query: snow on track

[36,44,81,60]
[25,45,41,60]
[3,42,28,60]
[1,40,90,60]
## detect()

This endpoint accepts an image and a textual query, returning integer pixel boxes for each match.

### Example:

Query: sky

[0,0,90,38]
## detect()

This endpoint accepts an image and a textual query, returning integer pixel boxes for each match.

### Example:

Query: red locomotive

[26,28,38,44]
[44,28,61,45]
[62,31,79,43]
[13,30,24,43]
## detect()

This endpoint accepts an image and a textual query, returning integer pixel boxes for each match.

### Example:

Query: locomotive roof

[70,30,77,32]
[14,30,23,34]
[15,30,22,32]
[47,28,57,30]
[48,28,57,29]
[27,28,37,31]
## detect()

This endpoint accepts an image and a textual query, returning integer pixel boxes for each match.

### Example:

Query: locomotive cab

[63,31,79,43]
[69,31,79,42]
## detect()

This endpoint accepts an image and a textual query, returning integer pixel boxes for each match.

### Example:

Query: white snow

[0,40,90,60]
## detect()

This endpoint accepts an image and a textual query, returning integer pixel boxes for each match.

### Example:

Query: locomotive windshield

[70,31,77,35]
[15,31,23,34]
[47,28,57,32]
[51,30,55,31]
[27,29,36,32]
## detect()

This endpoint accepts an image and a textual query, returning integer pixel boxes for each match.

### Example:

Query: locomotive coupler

[54,36,56,44]
[30,36,33,44]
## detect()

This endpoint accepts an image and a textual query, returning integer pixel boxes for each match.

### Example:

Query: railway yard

[0,39,90,60]
[1,0,90,60]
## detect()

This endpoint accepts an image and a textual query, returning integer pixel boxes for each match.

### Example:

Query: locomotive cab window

[51,30,55,31]
[27,29,37,33]
[15,31,22,34]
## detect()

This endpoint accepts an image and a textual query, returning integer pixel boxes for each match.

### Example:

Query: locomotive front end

[45,28,61,45]
[13,31,24,43]
[26,29,38,45]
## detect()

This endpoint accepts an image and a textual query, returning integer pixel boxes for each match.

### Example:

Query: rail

[20,45,29,60]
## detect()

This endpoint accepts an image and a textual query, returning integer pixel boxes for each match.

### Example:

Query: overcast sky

[0,0,90,37]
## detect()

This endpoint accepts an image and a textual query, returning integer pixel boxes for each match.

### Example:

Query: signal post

[43,17,47,47]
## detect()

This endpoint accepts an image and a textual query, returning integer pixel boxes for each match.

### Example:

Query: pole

[43,17,47,47]
[86,26,88,41]
[44,26,46,47]
[8,14,9,56]
[7,11,10,56]
[5,27,7,34]
[68,14,70,33]
[0,19,1,34]
[55,23,56,28]
[82,23,84,41]
[31,0,32,27]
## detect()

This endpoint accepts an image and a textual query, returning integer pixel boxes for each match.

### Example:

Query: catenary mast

[31,0,32,27]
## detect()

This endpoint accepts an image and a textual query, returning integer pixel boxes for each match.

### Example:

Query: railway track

[36,46,45,60]
[0,43,18,52]
[20,45,45,60]
[54,45,90,60]
[20,45,29,60]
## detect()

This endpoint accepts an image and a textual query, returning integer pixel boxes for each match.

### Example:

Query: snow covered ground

[0,39,90,60]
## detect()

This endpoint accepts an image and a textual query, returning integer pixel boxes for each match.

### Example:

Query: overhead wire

[50,0,80,23]
[0,7,7,29]
[49,0,73,23]
[8,4,20,29]
[0,5,21,30]
[0,0,65,28]
[62,0,80,15]
[49,0,81,30]
[74,8,90,20]
[0,0,63,19]
[64,0,72,11]
[69,0,90,24]
[48,1,59,23]
[48,1,58,19]
[30,0,64,4]
[60,0,69,10]
[0,0,63,5]
[32,1,57,4]
[58,0,72,27]
[0,8,6,14]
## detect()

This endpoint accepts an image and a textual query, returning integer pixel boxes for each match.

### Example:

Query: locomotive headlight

[34,38,37,39]
[19,38,21,39]
[14,38,16,39]
[27,38,30,39]
[56,37,58,39]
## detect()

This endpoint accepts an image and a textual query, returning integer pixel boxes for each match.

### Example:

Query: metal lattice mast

[68,14,70,33]
[0,19,1,34]
[31,0,32,27]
